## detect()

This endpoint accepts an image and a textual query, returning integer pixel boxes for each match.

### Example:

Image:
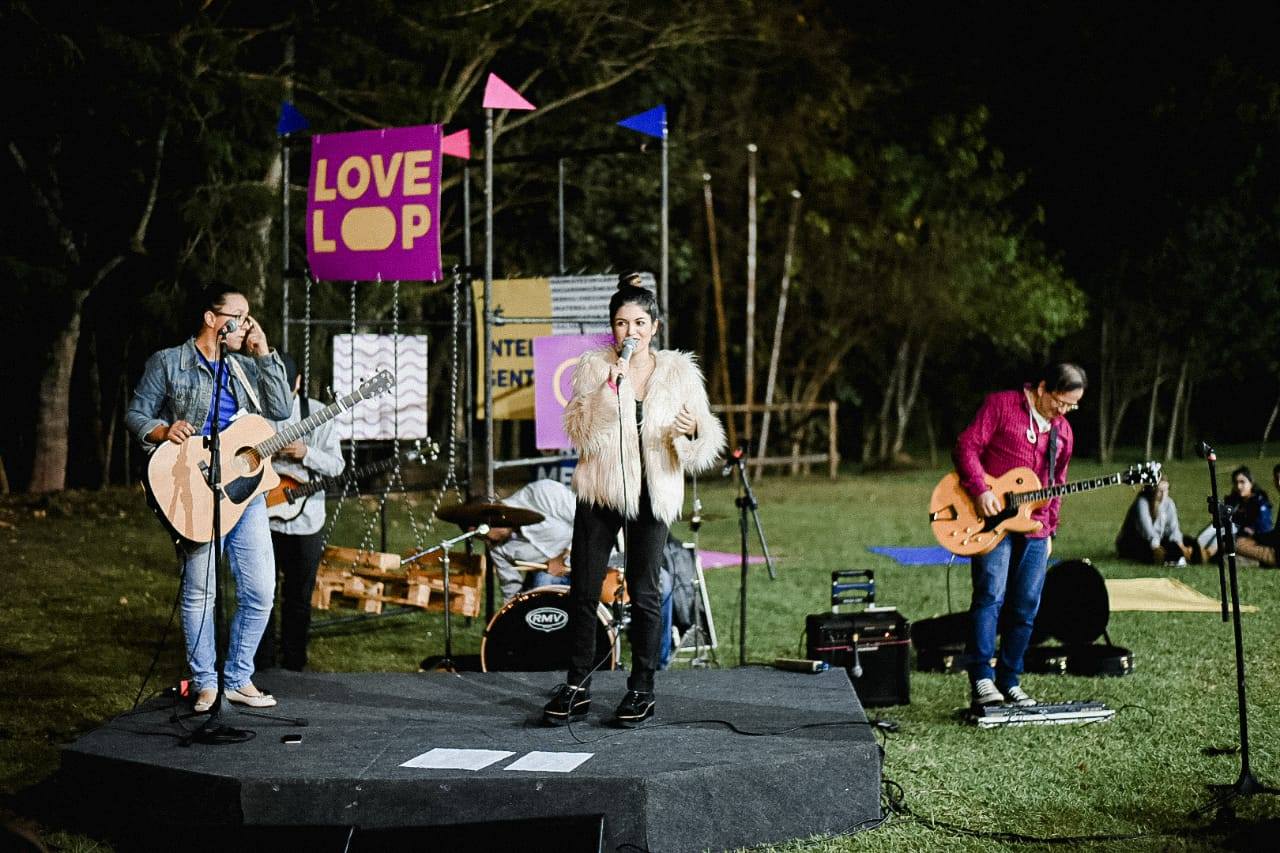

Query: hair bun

[617,271,647,290]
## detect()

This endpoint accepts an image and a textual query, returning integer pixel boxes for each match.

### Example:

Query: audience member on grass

[1115,475,1194,565]
[953,362,1086,711]
[1196,464,1274,561]
[1236,463,1280,567]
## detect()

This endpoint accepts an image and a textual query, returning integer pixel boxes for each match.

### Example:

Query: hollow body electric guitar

[145,370,395,543]
[929,461,1161,557]
[265,441,438,523]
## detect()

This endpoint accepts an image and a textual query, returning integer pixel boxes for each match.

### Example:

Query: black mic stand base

[1192,773,1280,823]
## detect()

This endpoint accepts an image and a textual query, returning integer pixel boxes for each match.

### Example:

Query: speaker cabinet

[806,610,910,707]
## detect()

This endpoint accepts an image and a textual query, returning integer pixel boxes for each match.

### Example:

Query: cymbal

[435,501,545,529]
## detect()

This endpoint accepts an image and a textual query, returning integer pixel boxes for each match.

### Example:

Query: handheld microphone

[618,337,639,366]
[218,318,239,337]
[1196,440,1216,461]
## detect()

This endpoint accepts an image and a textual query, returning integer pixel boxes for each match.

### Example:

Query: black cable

[130,549,187,711]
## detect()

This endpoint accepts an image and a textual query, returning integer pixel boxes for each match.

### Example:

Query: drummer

[485,479,577,601]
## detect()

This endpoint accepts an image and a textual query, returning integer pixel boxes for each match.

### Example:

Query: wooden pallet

[311,545,485,617]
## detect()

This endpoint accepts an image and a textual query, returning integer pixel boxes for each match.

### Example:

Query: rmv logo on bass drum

[526,607,569,633]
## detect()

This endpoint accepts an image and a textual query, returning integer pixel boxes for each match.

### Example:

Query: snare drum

[480,586,618,672]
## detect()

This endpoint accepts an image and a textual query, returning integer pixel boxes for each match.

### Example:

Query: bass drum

[481,586,618,672]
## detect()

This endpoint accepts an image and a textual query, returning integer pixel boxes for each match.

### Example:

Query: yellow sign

[473,278,551,420]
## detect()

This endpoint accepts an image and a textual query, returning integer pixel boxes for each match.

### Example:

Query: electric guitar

[144,370,394,543]
[265,440,438,522]
[928,461,1161,556]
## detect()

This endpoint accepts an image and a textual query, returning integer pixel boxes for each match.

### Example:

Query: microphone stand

[1190,441,1278,820]
[181,337,251,745]
[724,446,776,666]
[405,526,488,672]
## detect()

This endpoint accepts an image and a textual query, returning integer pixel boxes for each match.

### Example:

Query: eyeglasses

[215,311,249,326]
[1047,392,1080,413]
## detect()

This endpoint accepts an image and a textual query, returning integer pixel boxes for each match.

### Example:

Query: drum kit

[431,498,718,672]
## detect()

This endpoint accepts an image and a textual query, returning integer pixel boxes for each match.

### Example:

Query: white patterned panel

[549,273,655,335]
[332,334,428,440]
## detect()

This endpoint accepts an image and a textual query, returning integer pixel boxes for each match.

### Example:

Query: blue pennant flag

[617,104,666,139]
[276,100,310,136]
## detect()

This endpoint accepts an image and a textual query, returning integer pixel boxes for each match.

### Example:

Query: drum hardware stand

[723,445,776,666]
[405,524,490,672]
[1189,441,1279,821]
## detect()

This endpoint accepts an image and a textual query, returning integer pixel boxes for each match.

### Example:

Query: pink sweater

[953,388,1074,538]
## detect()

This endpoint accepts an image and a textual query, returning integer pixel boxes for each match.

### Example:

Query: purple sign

[306,125,442,282]
[534,334,612,450]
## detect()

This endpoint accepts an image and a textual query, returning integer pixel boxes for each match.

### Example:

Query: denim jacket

[126,338,292,450]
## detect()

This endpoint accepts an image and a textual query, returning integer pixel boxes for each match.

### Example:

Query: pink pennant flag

[482,73,536,111]
[442,129,471,159]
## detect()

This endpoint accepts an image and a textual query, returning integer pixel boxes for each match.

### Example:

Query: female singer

[543,273,725,727]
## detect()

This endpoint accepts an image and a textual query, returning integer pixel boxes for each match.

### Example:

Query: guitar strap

[1047,423,1060,485]
[225,356,263,414]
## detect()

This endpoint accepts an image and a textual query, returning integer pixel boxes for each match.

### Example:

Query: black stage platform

[61,669,881,851]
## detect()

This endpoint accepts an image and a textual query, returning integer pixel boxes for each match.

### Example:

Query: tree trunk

[1098,313,1111,464]
[890,338,928,460]
[1143,346,1165,461]
[30,298,86,492]
[1261,390,1280,459]
[1164,354,1189,462]
[1178,380,1194,460]
[876,340,908,463]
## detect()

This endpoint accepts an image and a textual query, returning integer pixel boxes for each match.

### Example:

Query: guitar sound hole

[237,451,260,476]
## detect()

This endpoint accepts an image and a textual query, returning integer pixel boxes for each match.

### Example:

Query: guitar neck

[254,390,367,459]
[1010,473,1123,506]
[289,455,401,500]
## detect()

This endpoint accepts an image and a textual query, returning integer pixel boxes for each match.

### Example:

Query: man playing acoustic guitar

[954,363,1086,709]
[126,283,292,713]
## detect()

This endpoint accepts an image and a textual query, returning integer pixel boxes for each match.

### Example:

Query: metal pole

[463,163,475,497]
[484,109,496,500]
[281,135,291,355]
[661,119,670,347]
[558,157,566,274]
[757,190,801,478]
[744,143,757,445]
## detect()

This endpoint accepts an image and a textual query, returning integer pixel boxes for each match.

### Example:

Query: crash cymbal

[435,501,545,529]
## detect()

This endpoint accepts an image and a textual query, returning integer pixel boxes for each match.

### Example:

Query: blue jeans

[966,534,1049,688]
[181,496,275,692]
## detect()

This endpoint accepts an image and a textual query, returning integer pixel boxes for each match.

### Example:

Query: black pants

[256,529,325,671]
[567,493,669,692]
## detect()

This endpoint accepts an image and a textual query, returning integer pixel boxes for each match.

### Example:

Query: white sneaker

[971,678,1004,706]
[1003,684,1037,707]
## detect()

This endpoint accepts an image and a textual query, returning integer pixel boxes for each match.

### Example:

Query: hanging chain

[427,268,466,524]
[386,278,425,549]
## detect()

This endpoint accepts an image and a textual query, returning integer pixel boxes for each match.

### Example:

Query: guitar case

[912,558,1135,677]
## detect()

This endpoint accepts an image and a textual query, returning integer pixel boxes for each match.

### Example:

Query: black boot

[542,684,590,726]
[613,690,655,727]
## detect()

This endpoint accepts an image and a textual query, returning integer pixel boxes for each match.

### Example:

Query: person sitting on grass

[1236,463,1280,567]
[1196,464,1274,561]
[1115,474,1194,565]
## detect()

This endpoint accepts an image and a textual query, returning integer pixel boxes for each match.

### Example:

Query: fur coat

[565,347,726,524]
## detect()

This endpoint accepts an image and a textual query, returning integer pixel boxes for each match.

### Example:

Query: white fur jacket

[565,347,726,524]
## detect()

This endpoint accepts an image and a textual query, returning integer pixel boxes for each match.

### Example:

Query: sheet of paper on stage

[504,751,593,773]
[400,748,514,770]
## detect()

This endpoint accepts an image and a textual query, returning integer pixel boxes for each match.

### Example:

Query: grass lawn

[3,448,1280,850]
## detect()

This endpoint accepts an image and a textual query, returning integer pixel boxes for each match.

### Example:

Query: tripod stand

[724,446,776,665]
[405,524,489,672]
[1190,441,1278,820]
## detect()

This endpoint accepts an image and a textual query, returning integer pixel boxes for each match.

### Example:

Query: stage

[60,669,882,851]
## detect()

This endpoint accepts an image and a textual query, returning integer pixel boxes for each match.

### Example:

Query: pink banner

[306,125,442,282]
[534,334,612,450]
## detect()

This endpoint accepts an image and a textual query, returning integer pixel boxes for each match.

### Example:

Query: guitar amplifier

[806,609,911,707]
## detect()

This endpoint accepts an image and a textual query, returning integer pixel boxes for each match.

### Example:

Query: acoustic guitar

[928,461,1161,556]
[144,370,394,543]
[265,440,438,522]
